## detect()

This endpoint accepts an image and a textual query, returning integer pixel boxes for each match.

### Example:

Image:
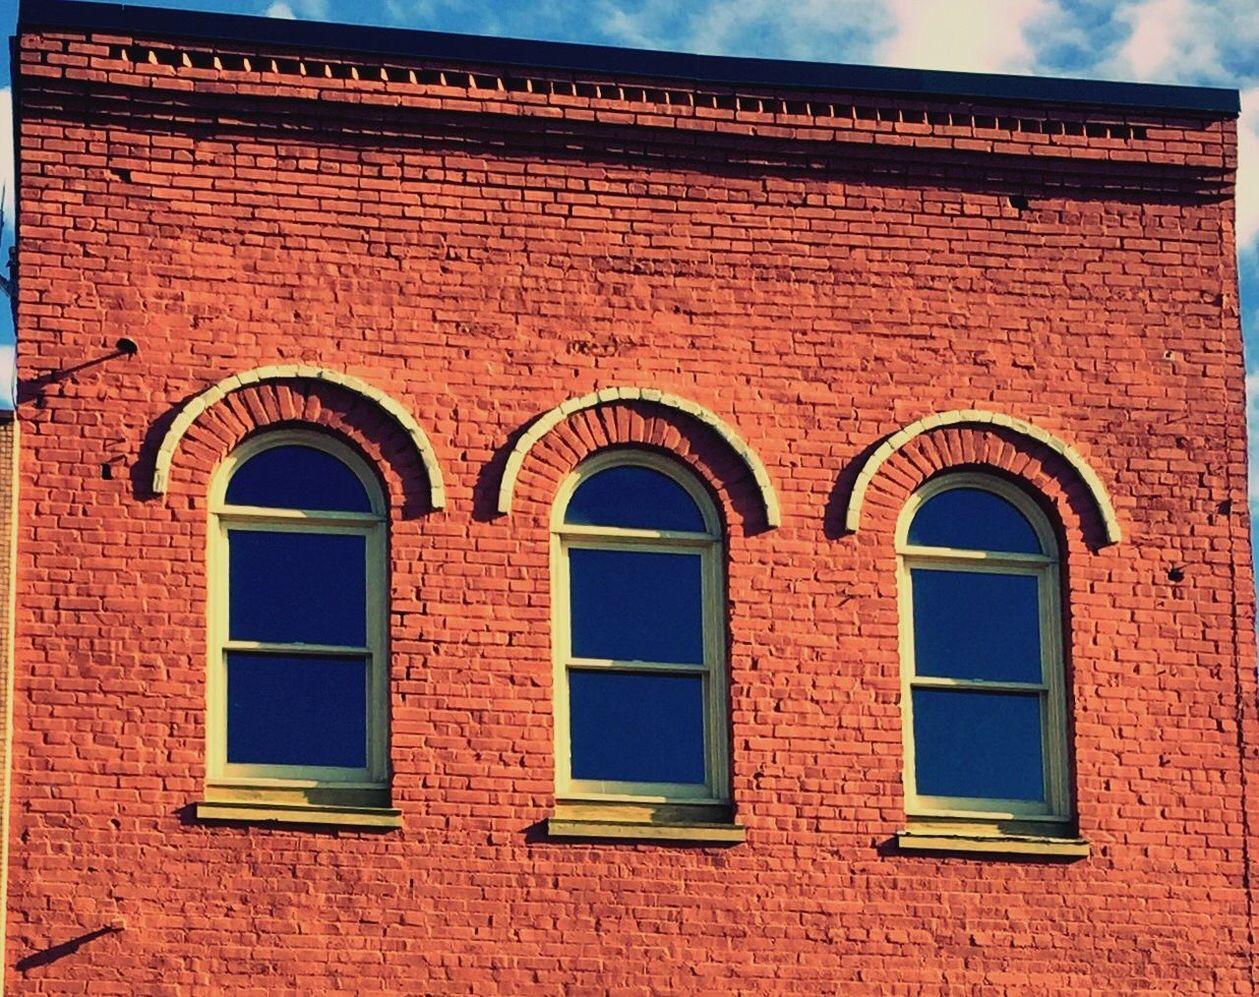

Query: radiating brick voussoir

[858,422,1112,552]
[156,371,442,516]
[499,386,780,531]
[511,399,768,535]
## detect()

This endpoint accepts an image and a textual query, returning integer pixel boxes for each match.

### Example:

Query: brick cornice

[15,30,1236,183]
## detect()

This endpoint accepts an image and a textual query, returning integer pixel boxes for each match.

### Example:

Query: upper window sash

[216,517,381,537]
[557,533,718,553]
[557,538,718,667]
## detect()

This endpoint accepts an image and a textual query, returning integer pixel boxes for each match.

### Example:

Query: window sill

[194,800,402,830]
[896,828,1089,859]
[547,799,744,844]
[546,817,745,844]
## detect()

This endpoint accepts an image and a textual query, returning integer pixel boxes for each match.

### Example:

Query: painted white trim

[550,450,731,806]
[896,472,1072,826]
[206,430,390,795]
[498,386,780,528]
[847,409,1121,544]
[152,365,446,510]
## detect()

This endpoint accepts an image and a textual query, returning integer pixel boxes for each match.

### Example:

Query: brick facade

[0,415,15,986]
[9,3,1258,991]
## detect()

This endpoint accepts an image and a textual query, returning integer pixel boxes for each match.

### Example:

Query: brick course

[9,15,1258,993]
[0,416,16,986]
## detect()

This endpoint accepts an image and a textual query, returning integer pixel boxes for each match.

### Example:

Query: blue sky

[1,0,1257,505]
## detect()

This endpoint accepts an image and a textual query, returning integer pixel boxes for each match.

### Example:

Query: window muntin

[208,431,388,789]
[897,473,1070,823]
[552,451,728,803]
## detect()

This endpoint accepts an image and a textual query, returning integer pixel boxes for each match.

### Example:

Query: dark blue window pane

[912,569,1042,683]
[566,465,707,532]
[569,548,703,664]
[227,651,367,768]
[227,445,372,512]
[229,530,366,646]
[908,487,1042,553]
[570,671,706,783]
[913,688,1045,801]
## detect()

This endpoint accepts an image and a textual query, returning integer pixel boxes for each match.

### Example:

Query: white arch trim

[152,364,446,509]
[846,409,1121,545]
[496,386,781,528]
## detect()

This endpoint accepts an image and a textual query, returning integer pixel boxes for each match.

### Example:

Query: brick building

[8,0,1257,990]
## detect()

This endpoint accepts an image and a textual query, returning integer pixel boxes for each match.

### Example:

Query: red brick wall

[9,24,1258,993]
[0,415,15,986]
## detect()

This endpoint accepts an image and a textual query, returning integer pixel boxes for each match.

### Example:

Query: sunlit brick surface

[10,19,1258,993]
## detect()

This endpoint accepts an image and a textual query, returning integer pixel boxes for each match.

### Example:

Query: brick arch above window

[152,365,446,515]
[497,387,780,531]
[846,410,1121,548]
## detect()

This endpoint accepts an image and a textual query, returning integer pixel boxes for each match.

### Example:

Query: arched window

[551,451,732,824]
[897,473,1072,833]
[203,431,392,820]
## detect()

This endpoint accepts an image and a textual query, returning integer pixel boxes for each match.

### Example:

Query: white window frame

[551,449,730,807]
[205,429,389,796]
[896,472,1072,825]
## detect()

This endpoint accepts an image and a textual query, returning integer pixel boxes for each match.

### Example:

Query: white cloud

[596,0,887,62]
[1105,2,1259,255]
[293,0,331,18]
[1114,0,1189,78]
[1239,89,1259,251]
[1105,0,1259,85]
[598,3,662,50]
[262,0,330,19]
[1248,370,1259,507]
[1014,2,1259,257]
[690,0,885,60]
[877,0,1052,74]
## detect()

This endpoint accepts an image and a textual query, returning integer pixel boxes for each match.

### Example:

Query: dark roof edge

[20,0,1241,115]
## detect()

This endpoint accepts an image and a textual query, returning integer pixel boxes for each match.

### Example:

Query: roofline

[19,0,1241,115]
